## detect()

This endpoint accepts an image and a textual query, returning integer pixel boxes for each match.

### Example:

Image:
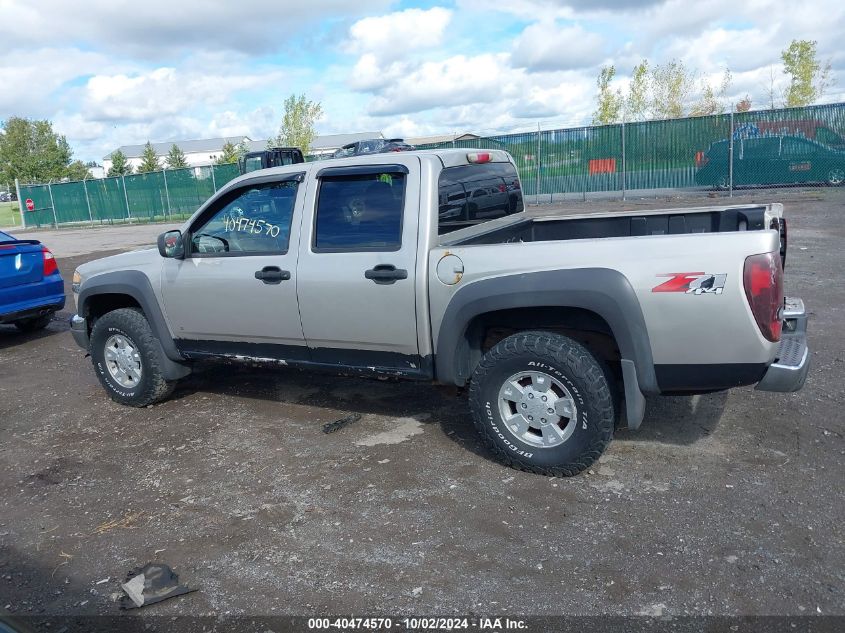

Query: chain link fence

[14,102,845,228]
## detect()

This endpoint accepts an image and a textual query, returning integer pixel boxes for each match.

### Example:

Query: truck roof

[223,148,514,191]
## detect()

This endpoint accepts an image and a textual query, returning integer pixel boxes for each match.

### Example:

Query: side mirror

[158,230,184,259]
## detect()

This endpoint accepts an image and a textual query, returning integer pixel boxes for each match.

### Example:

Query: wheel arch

[434,268,659,398]
[78,271,183,364]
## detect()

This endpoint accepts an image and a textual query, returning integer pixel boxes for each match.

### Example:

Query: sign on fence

[25,198,34,211]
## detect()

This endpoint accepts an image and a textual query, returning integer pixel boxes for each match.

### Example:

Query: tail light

[695,151,709,168]
[743,252,783,342]
[42,246,58,276]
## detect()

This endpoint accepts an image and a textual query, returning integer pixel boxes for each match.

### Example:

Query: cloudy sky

[1,0,843,162]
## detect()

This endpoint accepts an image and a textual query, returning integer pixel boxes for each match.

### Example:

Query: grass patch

[0,202,22,228]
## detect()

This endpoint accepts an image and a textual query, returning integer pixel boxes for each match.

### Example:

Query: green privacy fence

[416,101,845,198]
[17,102,845,227]
[18,163,240,228]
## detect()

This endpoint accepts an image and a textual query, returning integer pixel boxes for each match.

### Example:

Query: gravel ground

[0,190,842,623]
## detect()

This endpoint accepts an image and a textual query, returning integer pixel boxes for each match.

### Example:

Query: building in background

[405,132,480,146]
[103,136,249,174]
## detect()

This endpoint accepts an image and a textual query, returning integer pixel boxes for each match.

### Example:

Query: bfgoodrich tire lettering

[89,307,176,407]
[468,331,615,476]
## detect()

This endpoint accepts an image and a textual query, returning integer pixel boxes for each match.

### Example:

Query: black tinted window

[438,162,523,234]
[314,172,405,251]
[741,138,779,158]
[190,179,298,255]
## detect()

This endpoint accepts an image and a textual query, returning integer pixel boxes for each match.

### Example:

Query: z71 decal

[652,272,727,295]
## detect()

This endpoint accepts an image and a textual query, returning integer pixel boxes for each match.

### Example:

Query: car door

[779,137,814,184]
[739,138,779,185]
[160,173,308,360]
[295,159,422,371]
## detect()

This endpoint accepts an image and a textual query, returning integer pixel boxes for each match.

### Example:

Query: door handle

[255,266,291,284]
[364,264,408,284]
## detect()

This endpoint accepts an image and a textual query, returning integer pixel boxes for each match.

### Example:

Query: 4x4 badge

[652,272,727,295]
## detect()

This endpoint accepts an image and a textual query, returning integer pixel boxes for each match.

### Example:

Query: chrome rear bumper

[756,297,809,393]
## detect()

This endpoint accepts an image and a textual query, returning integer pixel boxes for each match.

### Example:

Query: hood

[77,247,161,278]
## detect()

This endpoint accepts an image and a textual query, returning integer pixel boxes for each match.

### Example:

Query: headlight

[72,270,82,293]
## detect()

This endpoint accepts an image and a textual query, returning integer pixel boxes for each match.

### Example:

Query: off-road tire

[90,308,176,407]
[14,313,53,332]
[468,331,615,477]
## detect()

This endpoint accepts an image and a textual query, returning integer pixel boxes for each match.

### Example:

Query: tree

[165,144,188,169]
[0,117,85,185]
[735,95,752,112]
[782,39,832,107]
[236,138,250,159]
[66,160,92,181]
[689,69,731,117]
[592,59,732,123]
[137,141,161,172]
[626,60,649,121]
[592,65,623,125]
[107,149,133,177]
[215,141,239,165]
[649,59,696,120]
[271,94,323,155]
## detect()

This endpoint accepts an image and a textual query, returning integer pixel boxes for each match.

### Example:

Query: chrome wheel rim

[497,370,578,448]
[104,334,142,389]
[828,169,844,185]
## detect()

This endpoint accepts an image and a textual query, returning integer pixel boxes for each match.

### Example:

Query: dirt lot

[0,190,843,622]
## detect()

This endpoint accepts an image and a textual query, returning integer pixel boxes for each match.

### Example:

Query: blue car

[0,230,65,332]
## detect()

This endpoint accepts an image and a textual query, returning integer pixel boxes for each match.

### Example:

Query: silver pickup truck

[70,149,809,476]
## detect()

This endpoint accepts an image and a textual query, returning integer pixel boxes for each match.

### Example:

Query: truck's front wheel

[468,331,615,477]
[89,308,176,407]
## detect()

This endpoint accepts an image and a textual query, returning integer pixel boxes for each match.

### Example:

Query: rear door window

[438,162,523,234]
[314,171,406,251]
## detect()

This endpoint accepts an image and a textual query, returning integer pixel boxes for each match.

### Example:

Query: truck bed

[443,204,782,247]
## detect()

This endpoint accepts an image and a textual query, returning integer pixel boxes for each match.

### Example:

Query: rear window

[0,231,12,243]
[438,162,523,234]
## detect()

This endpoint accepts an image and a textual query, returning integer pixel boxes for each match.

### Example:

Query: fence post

[162,168,172,219]
[535,122,541,204]
[47,181,59,228]
[729,111,734,198]
[121,174,132,221]
[210,165,217,193]
[83,178,94,224]
[14,178,25,229]
[621,119,627,201]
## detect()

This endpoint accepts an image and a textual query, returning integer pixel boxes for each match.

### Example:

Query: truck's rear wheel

[90,308,176,407]
[468,331,615,477]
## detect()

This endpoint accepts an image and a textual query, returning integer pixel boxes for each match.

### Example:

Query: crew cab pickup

[69,149,809,476]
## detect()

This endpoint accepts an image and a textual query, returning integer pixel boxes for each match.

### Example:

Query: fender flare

[77,271,190,380]
[434,268,659,398]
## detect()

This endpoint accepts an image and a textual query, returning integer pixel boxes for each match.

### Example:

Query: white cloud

[512,22,605,72]
[367,53,512,116]
[81,67,288,122]
[0,0,393,58]
[345,7,453,61]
